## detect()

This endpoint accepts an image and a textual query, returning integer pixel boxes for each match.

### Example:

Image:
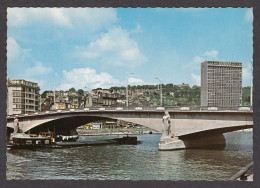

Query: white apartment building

[7,79,40,115]
[201,61,242,107]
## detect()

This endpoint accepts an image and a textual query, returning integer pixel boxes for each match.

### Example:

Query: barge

[7,132,61,149]
[7,131,141,149]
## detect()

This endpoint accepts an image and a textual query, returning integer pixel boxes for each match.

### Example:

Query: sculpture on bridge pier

[161,111,174,138]
[13,118,19,135]
[159,111,186,151]
[13,117,23,134]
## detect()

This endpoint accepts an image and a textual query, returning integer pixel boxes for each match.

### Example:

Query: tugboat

[111,135,142,145]
[7,131,60,149]
[7,117,60,149]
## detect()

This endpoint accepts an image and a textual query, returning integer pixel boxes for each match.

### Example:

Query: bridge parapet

[7,106,253,120]
[6,105,253,138]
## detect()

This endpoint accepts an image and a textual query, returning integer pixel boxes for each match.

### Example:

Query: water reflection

[7,132,252,180]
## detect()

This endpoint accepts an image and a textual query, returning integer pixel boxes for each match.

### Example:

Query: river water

[6,131,253,180]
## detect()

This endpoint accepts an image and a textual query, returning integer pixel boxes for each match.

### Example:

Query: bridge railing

[7,106,253,119]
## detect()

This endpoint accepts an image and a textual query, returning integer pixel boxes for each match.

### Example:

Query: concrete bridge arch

[7,109,253,138]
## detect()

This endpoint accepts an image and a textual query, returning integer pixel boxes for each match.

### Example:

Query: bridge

[7,106,253,150]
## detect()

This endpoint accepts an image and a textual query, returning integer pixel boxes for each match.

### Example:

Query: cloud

[242,67,250,80]
[128,77,145,85]
[24,61,53,77]
[183,50,219,70]
[7,37,53,86]
[192,56,205,66]
[203,50,218,59]
[77,26,147,67]
[130,24,142,34]
[183,55,204,69]
[7,37,33,68]
[7,8,118,29]
[191,73,201,86]
[245,8,253,23]
[59,67,121,90]
[242,62,253,86]
[7,37,21,62]
[8,8,71,27]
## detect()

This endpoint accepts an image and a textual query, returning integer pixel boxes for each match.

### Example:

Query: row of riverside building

[7,79,40,115]
[7,60,244,115]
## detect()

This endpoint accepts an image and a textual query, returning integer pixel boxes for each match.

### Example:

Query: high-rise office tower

[201,61,242,107]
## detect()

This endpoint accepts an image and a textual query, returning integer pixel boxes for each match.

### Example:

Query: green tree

[77,89,84,96]
[69,88,76,92]
[41,90,52,98]
[242,86,251,106]
[68,96,74,102]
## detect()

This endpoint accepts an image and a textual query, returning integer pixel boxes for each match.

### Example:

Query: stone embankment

[77,128,160,136]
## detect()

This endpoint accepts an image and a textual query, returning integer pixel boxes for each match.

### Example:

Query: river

[6,131,253,180]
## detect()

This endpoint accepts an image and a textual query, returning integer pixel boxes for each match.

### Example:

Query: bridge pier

[158,134,226,151]
[159,136,186,150]
[6,127,13,144]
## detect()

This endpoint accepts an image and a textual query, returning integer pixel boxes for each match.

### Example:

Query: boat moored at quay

[7,131,140,149]
[7,132,61,149]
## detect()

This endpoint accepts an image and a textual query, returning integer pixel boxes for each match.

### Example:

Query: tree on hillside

[69,88,76,92]
[242,86,251,106]
[77,89,84,96]
[165,83,174,88]
[192,85,200,89]
[41,90,52,98]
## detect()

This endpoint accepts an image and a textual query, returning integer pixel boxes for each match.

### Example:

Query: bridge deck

[7,106,253,119]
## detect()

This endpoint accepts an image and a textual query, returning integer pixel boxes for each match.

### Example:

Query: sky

[7,8,253,93]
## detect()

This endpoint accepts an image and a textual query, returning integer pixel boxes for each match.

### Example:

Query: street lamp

[53,82,61,110]
[83,86,90,108]
[156,77,163,106]
[84,86,89,92]
[250,60,253,106]
[126,72,133,106]
[39,95,41,111]
[53,84,56,110]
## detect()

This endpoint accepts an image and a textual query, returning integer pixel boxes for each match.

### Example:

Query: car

[34,112,39,115]
[116,107,123,111]
[238,107,251,111]
[180,107,190,111]
[57,110,62,113]
[70,109,75,112]
[99,108,106,111]
[208,107,218,111]
[45,111,50,114]
[84,108,90,111]
[156,107,165,111]
[135,107,143,111]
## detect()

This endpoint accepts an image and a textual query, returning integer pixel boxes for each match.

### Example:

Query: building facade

[178,83,190,88]
[84,90,118,107]
[7,79,40,115]
[201,61,242,107]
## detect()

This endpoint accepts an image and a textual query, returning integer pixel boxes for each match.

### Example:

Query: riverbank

[77,128,160,136]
